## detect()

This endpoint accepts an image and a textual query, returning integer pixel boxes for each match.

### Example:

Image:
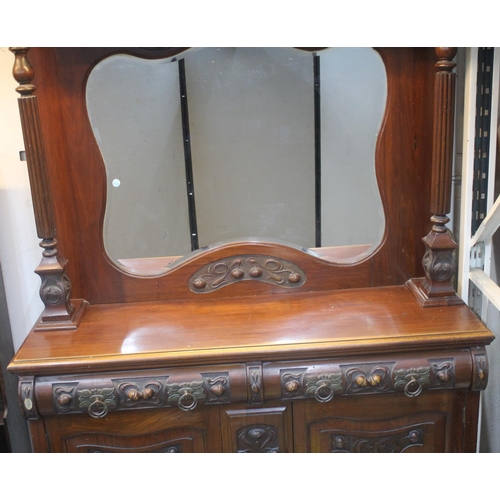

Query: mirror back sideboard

[7,47,494,453]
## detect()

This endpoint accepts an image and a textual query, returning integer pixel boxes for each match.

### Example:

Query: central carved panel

[188,255,306,293]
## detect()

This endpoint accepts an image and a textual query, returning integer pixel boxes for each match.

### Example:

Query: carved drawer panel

[308,413,446,453]
[34,364,247,418]
[263,349,473,403]
[43,405,222,452]
[65,430,195,453]
[220,403,293,453]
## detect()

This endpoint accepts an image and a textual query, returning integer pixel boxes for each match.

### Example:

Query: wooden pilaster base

[34,299,88,331]
[406,278,464,308]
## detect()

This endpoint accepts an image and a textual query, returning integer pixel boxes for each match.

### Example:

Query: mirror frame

[10,47,462,331]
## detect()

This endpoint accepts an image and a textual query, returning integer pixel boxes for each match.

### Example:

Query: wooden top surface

[9,285,494,376]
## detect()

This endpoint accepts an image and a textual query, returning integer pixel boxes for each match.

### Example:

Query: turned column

[407,47,464,307]
[10,47,87,330]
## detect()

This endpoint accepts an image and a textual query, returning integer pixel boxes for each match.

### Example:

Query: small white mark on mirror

[112,179,121,187]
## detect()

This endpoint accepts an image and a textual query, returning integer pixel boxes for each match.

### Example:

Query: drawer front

[28,348,478,420]
[34,364,247,417]
[263,349,473,403]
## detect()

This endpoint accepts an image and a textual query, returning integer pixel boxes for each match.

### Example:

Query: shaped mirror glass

[86,47,387,275]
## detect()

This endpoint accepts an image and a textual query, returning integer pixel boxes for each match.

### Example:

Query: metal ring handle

[404,377,423,398]
[314,382,334,403]
[178,391,198,411]
[88,398,109,418]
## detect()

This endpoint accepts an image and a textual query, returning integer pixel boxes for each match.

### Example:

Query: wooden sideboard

[7,47,495,452]
[9,282,493,452]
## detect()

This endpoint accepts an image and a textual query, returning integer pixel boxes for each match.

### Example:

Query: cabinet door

[220,403,292,453]
[293,391,469,453]
[43,406,222,452]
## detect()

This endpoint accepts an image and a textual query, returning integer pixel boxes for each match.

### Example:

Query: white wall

[0,48,42,352]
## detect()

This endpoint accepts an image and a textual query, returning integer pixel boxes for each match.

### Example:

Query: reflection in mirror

[86,47,387,275]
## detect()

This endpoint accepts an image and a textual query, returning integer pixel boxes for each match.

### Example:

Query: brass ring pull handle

[404,377,423,398]
[87,397,109,418]
[314,382,334,403]
[178,390,198,411]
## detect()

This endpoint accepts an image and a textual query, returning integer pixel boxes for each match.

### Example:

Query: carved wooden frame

[9,47,462,330]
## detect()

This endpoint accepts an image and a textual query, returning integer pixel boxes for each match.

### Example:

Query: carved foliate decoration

[202,372,230,403]
[247,364,263,404]
[188,255,305,293]
[115,378,165,408]
[422,248,456,282]
[20,377,38,419]
[237,424,280,453]
[472,349,488,391]
[342,363,394,394]
[429,359,455,388]
[280,369,307,398]
[53,383,78,413]
[304,373,342,403]
[394,367,431,397]
[167,381,206,411]
[78,388,117,418]
[331,427,424,453]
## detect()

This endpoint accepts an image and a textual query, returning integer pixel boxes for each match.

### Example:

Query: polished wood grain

[408,48,462,306]
[9,285,493,376]
[10,47,87,329]
[293,390,470,452]
[25,47,435,305]
[42,405,222,453]
[9,47,494,453]
[220,403,292,453]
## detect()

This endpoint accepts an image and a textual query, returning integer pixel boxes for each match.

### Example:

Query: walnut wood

[431,48,457,216]
[407,48,462,306]
[10,47,86,329]
[220,403,293,453]
[42,405,222,452]
[293,390,469,452]
[9,285,493,377]
[8,47,494,453]
[24,47,435,305]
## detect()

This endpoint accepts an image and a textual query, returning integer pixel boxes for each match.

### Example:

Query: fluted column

[407,48,463,307]
[10,47,87,330]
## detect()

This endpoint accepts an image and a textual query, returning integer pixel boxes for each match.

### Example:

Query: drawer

[263,349,474,403]
[33,364,247,417]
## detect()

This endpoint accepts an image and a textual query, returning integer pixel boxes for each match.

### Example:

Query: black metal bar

[472,48,494,236]
[178,58,199,251]
[314,54,321,247]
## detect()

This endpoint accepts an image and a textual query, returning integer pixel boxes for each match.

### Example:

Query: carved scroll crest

[189,255,305,293]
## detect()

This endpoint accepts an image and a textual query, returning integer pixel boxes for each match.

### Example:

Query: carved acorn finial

[435,47,457,70]
[10,47,36,96]
[355,375,368,387]
[369,374,382,386]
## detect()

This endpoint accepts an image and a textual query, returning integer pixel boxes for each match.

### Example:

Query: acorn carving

[231,269,244,279]
[211,384,225,396]
[127,389,141,401]
[369,374,382,386]
[141,387,154,399]
[57,394,72,406]
[285,380,300,393]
